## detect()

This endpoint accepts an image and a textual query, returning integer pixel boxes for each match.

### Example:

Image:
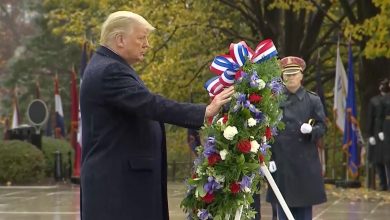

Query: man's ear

[115,34,125,48]
[298,72,303,81]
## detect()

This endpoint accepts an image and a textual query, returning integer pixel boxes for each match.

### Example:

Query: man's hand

[205,87,234,118]
[378,132,385,141]
[300,123,313,134]
[369,137,376,146]
[269,161,277,173]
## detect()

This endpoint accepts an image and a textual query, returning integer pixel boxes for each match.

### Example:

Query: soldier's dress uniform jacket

[367,95,386,163]
[267,86,327,207]
[80,46,206,220]
[380,94,390,162]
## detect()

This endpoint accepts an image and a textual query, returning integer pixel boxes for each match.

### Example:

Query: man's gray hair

[100,11,155,45]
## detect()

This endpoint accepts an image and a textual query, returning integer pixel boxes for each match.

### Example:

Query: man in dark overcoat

[367,78,390,190]
[267,56,327,220]
[378,78,390,190]
[80,11,234,220]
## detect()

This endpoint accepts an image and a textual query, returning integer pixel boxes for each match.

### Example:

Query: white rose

[242,186,251,193]
[223,126,238,140]
[256,79,266,90]
[250,140,260,153]
[217,117,224,125]
[248,118,257,127]
[219,149,228,160]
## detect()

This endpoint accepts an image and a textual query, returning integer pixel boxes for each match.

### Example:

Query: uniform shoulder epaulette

[307,90,318,96]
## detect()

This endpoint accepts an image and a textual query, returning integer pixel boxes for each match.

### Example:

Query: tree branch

[178,60,211,88]
[339,0,357,24]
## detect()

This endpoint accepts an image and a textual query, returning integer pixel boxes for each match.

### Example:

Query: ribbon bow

[205,39,278,96]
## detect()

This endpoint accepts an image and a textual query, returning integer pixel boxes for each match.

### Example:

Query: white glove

[300,123,313,134]
[369,137,376,146]
[378,132,385,141]
[269,161,277,173]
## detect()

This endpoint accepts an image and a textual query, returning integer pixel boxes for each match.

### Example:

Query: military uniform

[267,56,327,220]
[367,95,388,189]
[267,87,327,206]
[379,93,390,180]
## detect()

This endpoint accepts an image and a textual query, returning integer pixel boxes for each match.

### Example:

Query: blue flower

[244,101,259,114]
[203,137,217,157]
[237,93,246,104]
[254,111,264,123]
[268,77,285,95]
[241,71,248,79]
[249,72,260,88]
[240,174,254,192]
[232,93,247,113]
[251,72,259,80]
[204,176,221,194]
[260,143,271,155]
[197,209,212,220]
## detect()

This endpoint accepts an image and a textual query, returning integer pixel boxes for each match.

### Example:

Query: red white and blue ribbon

[204,76,224,96]
[205,39,278,96]
[252,39,278,63]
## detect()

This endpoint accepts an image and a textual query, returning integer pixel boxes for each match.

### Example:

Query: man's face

[121,24,150,65]
[282,72,303,91]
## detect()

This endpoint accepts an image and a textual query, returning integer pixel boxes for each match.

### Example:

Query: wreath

[181,39,285,220]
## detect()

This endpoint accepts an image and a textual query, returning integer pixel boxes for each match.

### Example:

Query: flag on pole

[71,68,81,177]
[342,42,360,177]
[45,106,53,137]
[54,74,65,138]
[333,41,348,133]
[11,88,21,129]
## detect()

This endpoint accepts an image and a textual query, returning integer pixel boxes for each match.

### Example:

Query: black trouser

[377,163,388,190]
[379,162,390,189]
[252,194,277,220]
[252,193,261,219]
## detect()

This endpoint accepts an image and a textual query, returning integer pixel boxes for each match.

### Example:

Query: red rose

[236,140,251,153]
[258,154,264,163]
[230,182,240,194]
[192,173,197,179]
[235,71,242,80]
[222,114,228,124]
[202,192,215,203]
[265,127,272,140]
[248,93,262,104]
[208,153,221,166]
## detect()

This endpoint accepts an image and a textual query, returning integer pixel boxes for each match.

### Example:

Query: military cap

[280,56,306,75]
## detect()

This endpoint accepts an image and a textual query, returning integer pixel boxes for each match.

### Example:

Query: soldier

[378,78,390,189]
[367,78,390,190]
[267,56,327,220]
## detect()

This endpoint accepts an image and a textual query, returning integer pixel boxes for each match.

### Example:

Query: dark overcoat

[80,46,206,220]
[267,87,327,207]
[379,94,390,162]
[367,95,386,163]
